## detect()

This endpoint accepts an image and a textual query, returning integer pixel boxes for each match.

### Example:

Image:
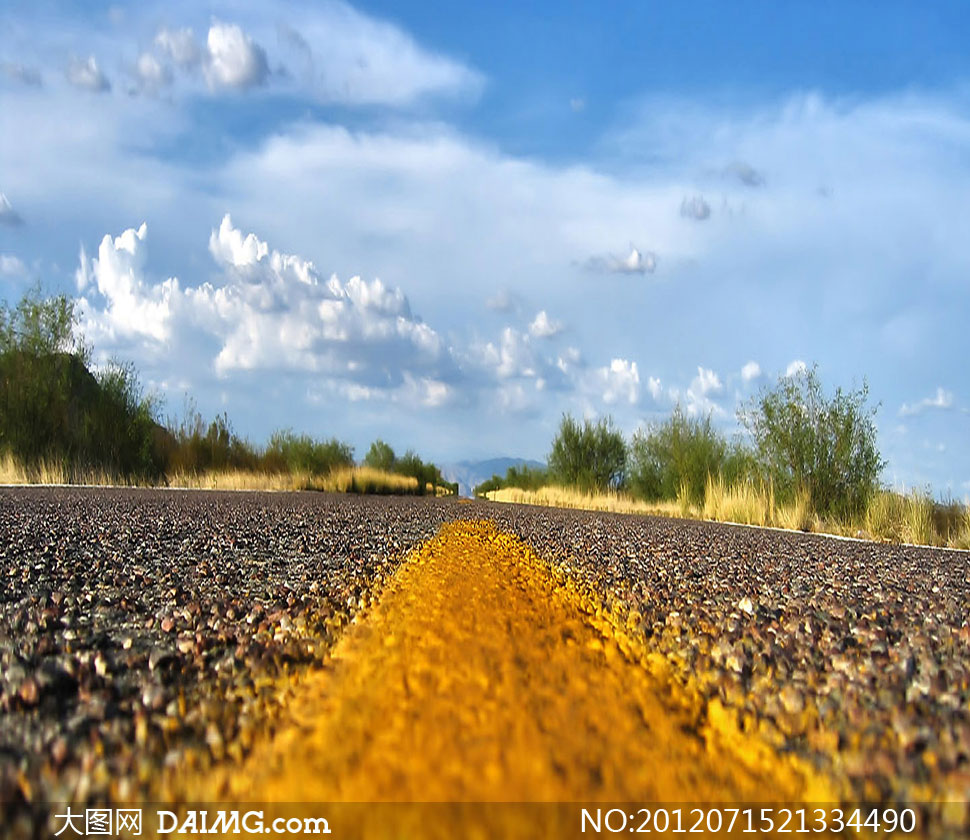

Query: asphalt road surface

[1,488,968,837]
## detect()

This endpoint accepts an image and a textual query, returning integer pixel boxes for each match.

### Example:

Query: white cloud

[155,26,202,69]
[680,195,711,220]
[693,366,722,395]
[204,22,269,90]
[66,55,110,92]
[529,310,563,338]
[785,359,808,378]
[679,366,725,416]
[78,216,448,393]
[276,1,483,105]
[592,358,641,405]
[134,52,172,93]
[585,246,657,275]
[556,346,582,374]
[647,376,662,400]
[741,360,762,382]
[0,254,26,276]
[479,327,537,380]
[900,387,954,417]
[0,193,24,226]
[76,222,177,342]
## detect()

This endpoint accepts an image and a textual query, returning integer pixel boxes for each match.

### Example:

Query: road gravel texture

[1,488,969,835]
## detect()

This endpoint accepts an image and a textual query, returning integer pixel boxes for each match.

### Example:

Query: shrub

[265,429,353,475]
[0,289,164,479]
[628,406,728,504]
[547,414,626,492]
[363,439,397,472]
[739,364,883,518]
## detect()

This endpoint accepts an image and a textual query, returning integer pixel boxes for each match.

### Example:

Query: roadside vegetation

[477,368,969,550]
[0,288,456,495]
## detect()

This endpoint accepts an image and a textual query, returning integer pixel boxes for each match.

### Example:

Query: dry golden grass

[488,479,970,550]
[0,453,122,486]
[168,469,307,492]
[310,466,419,494]
[485,485,683,518]
[2,453,437,497]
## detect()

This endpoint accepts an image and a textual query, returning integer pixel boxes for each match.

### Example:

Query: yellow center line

[184,520,836,813]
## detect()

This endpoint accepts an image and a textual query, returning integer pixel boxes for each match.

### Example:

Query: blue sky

[1,1,968,494]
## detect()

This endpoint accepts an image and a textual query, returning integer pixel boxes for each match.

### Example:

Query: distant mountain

[439,457,546,497]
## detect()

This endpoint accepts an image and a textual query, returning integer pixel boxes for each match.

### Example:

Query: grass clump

[902,490,936,546]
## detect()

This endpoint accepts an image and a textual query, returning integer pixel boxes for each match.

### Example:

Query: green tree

[628,405,728,504]
[0,288,164,479]
[363,439,396,471]
[739,364,884,517]
[547,414,626,492]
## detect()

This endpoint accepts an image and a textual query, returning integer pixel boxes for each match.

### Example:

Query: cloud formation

[529,310,563,338]
[900,387,954,417]
[0,254,26,276]
[204,22,269,90]
[78,216,448,393]
[275,0,483,105]
[592,358,641,405]
[66,56,110,92]
[155,27,202,69]
[741,360,762,382]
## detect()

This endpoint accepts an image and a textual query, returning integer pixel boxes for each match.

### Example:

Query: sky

[1,0,969,494]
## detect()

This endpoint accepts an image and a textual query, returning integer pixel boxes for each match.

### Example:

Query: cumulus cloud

[593,358,641,405]
[679,366,725,416]
[741,360,762,382]
[66,55,111,92]
[0,193,24,226]
[785,359,808,378]
[585,246,657,275]
[529,310,563,338]
[479,327,538,380]
[78,216,448,394]
[76,222,177,342]
[647,376,662,400]
[680,195,711,220]
[204,22,269,90]
[900,387,954,417]
[0,254,26,276]
[1,62,42,86]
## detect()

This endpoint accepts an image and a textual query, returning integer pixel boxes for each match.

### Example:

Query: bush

[264,429,354,475]
[739,365,883,518]
[363,439,396,472]
[0,289,164,479]
[628,406,728,505]
[547,414,626,492]
[166,402,259,474]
